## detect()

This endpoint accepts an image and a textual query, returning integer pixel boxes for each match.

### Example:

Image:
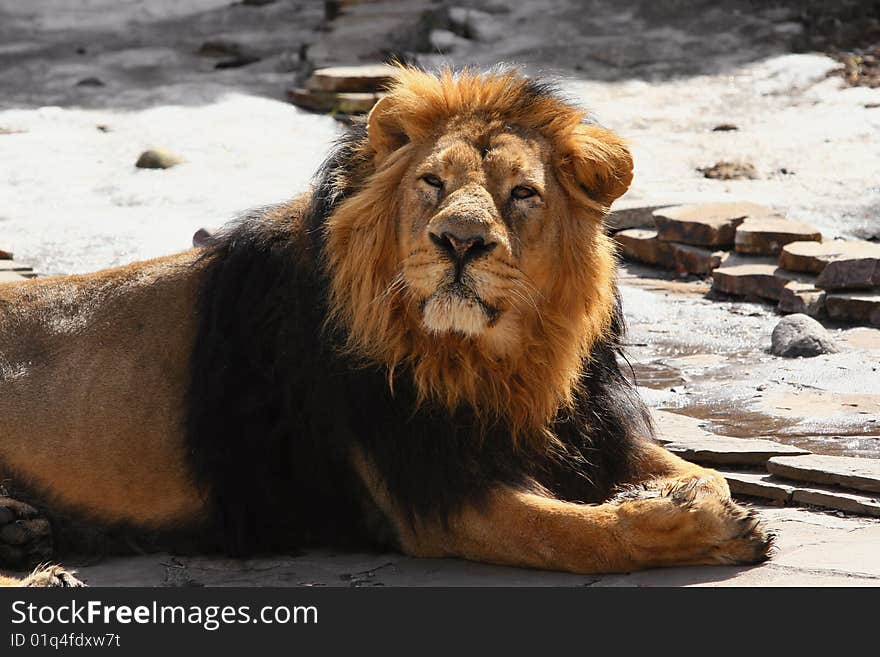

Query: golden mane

[323,67,633,441]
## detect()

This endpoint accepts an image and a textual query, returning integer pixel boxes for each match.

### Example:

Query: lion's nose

[429,230,497,263]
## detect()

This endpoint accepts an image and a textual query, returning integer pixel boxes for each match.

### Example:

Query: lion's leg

[0,565,85,587]
[623,440,732,500]
[354,452,772,574]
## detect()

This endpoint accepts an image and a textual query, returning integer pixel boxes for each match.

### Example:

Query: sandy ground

[1,0,879,585]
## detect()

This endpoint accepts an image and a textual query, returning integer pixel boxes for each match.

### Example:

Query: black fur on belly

[185,128,654,556]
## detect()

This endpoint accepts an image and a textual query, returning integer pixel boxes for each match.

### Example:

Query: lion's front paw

[23,564,86,588]
[615,478,774,569]
[0,497,54,569]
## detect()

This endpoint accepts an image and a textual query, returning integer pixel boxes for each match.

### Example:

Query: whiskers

[369,270,408,308]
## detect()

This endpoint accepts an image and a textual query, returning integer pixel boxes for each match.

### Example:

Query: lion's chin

[421,291,493,337]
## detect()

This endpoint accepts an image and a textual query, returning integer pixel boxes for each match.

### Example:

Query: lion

[0,67,771,587]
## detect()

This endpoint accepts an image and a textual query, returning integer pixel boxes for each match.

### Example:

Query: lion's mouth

[420,283,501,336]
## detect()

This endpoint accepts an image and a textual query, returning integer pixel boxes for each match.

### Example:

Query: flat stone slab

[816,257,880,290]
[791,487,880,517]
[287,88,381,114]
[825,292,880,326]
[779,240,880,274]
[652,410,810,465]
[653,202,778,248]
[722,470,798,503]
[722,470,880,517]
[711,256,811,300]
[615,229,727,273]
[734,217,821,255]
[0,260,32,272]
[605,203,666,232]
[777,280,825,316]
[0,272,27,283]
[306,64,398,93]
[768,454,880,493]
[664,436,810,466]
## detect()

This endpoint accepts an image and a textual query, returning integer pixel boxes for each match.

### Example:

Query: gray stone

[615,229,673,267]
[135,148,183,169]
[664,436,811,466]
[605,203,665,233]
[770,313,838,357]
[722,470,797,504]
[653,202,778,247]
[767,454,880,493]
[734,217,821,255]
[651,411,811,465]
[791,487,880,517]
[192,227,214,248]
[711,256,809,300]
[306,65,398,93]
[777,280,826,317]
[779,239,880,274]
[616,229,728,274]
[816,257,880,290]
[0,260,32,272]
[722,470,880,517]
[825,292,880,326]
[448,7,500,41]
[287,88,381,114]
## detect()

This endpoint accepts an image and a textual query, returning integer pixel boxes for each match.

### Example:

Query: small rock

[193,227,214,248]
[0,246,12,260]
[734,217,821,255]
[75,76,105,87]
[825,292,880,326]
[771,313,838,358]
[711,123,739,131]
[816,257,880,290]
[779,240,880,274]
[653,202,777,248]
[135,149,184,169]
[778,280,826,317]
[698,161,758,180]
[306,65,398,93]
[711,255,808,300]
[768,454,880,494]
[96,124,111,133]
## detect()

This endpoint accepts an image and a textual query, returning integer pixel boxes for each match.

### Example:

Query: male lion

[0,68,771,587]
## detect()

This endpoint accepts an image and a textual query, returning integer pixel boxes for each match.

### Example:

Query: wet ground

[618,263,880,458]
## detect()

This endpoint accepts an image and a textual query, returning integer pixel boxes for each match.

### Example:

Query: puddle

[666,403,880,459]
[626,362,685,390]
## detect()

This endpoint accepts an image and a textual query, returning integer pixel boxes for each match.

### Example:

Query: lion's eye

[511,185,537,200]
[421,174,444,189]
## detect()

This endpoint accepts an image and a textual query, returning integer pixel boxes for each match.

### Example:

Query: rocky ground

[1,0,879,586]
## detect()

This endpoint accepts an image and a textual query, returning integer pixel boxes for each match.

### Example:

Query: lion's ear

[559,124,633,207]
[367,96,410,161]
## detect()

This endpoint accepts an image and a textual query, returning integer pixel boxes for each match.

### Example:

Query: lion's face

[397,121,558,350]
[326,68,633,429]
